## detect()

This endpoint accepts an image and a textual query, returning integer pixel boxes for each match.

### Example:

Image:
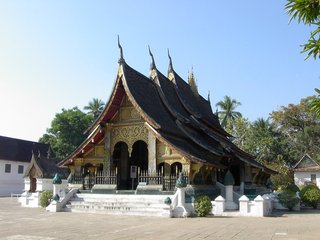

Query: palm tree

[216,95,242,128]
[84,98,105,119]
[253,118,270,131]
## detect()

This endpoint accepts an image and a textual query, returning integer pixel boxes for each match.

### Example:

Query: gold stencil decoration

[111,124,148,155]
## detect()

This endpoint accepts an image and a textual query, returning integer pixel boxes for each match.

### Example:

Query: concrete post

[225,185,238,210]
[225,185,233,202]
[254,195,264,217]
[262,195,272,215]
[239,195,249,215]
[177,188,185,207]
[240,181,244,195]
[53,184,61,198]
[214,195,225,216]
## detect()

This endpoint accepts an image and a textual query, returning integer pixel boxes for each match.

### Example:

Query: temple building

[59,43,275,197]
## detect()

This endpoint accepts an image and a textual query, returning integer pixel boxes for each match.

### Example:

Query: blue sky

[0,1,319,142]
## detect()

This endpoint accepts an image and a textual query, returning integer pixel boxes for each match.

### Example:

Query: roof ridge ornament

[207,91,211,106]
[117,35,125,64]
[188,67,199,96]
[167,48,173,72]
[148,45,156,70]
[167,48,175,81]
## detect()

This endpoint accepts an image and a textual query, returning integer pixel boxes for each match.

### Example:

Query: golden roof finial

[188,66,199,96]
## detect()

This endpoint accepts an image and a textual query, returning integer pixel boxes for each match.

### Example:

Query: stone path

[1,197,320,239]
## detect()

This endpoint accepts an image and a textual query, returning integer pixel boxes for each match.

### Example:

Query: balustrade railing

[95,171,117,185]
[69,171,189,191]
[138,170,163,185]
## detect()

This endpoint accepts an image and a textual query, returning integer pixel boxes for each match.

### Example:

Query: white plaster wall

[294,171,320,187]
[0,159,29,196]
[23,178,30,191]
[36,179,53,191]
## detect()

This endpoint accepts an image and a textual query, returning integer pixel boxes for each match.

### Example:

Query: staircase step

[63,193,173,217]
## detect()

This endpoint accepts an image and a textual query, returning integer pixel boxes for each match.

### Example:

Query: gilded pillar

[148,131,156,174]
[104,128,111,174]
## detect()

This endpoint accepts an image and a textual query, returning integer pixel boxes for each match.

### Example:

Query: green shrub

[277,190,300,211]
[194,195,212,217]
[39,190,53,208]
[285,184,300,193]
[300,184,320,209]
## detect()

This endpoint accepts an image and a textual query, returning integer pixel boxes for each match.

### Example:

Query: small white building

[0,136,51,197]
[293,154,320,188]
[20,153,69,207]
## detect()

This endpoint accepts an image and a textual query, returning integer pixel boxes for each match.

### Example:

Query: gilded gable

[111,95,142,124]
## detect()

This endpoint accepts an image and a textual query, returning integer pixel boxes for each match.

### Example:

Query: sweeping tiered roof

[60,44,274,174]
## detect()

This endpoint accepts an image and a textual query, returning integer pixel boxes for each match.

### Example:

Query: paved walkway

[1,197,320,240]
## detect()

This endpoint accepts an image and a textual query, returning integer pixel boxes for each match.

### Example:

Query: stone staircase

[64,193,173,217]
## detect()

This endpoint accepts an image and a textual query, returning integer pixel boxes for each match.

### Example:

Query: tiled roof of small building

[293,154,320,172]
[0,135,51,163]
[24,153,69,179]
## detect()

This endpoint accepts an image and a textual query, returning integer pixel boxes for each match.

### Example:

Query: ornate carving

[111,124,148,155]
[130,108,140,119]
[119,107,141,122]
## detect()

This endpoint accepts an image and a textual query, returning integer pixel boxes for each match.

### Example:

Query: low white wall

[19,191,40,208]
[211,195,273,217]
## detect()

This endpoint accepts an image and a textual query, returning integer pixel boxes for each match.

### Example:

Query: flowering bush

[39,190,53,208]
[194,195,212,217]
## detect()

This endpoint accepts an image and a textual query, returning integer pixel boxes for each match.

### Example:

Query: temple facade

[59,45,275,195]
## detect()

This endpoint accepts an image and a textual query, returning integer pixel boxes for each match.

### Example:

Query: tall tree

[311,88,320,117]
[225,117,251,149]
[285,0,320,60]
[84,98,105,119]
[271,96,320,164]
[39,107,93,158]
[216,95,242,128]
[247,118,287,164]
[227,117,288,164]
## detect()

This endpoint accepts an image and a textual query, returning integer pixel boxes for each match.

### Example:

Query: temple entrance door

[30,177,36,192]
[130,141,148,189]
[113,142,129,190]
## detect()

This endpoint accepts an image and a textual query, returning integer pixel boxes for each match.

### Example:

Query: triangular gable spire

[207,91,211,106]
[118,35,125,64]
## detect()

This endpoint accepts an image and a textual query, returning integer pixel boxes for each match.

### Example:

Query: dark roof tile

[0,136,50,163]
